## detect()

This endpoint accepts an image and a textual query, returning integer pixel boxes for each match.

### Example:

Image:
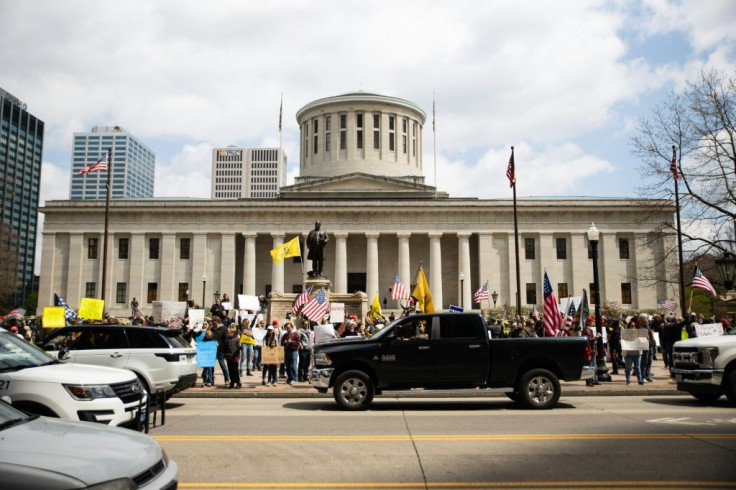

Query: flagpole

[433,93,437,197]
[672,145,686,319]
[510,146,521,316]
[100,147,112,305]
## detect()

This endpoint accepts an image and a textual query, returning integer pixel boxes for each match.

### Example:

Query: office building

[212,147,287,199]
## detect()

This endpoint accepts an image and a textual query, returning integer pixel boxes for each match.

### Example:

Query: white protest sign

[330,303,345,323]
[152,301,187,324]
[621,328,649,351]
[695,323,724,338]
[238,294,261,311]
[188,309,205,327]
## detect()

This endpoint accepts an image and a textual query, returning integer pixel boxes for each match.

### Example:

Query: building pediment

[280,173,448,199]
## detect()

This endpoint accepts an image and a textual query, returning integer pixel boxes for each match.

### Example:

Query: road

[152,395,736,489]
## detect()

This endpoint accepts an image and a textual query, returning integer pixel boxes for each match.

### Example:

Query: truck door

[378,318,434,385]
[432,316,489,385]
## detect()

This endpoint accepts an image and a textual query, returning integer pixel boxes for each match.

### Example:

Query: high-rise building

[211,147,287,199]
[0,87,44,310]
[69,126,155,200]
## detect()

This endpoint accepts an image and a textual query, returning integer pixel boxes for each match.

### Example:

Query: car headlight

[700,347,719,369]
[313,352,332,366]
[87,478,136,490]
[63,384,117,400]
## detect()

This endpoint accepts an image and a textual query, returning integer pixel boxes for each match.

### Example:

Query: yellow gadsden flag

[270,236,301,264]
[411,265,435,313]
[369,293,383,322]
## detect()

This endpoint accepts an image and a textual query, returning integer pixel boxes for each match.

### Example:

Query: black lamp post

[587,223,611,382]
[715,252,736,291]
[459,272,465,309]
[201,273,207,308]
[492,290,498,308]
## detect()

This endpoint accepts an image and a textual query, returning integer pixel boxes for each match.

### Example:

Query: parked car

[0,396,177,489]
[39,324,197,398]
[311,313,593,410]
[671,329,736,404]
[0,327,146,427]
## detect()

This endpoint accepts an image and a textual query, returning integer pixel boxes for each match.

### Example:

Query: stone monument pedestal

[267,278,369,324]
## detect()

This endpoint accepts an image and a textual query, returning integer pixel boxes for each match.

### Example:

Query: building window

[558,283,568,299]
[621,283,632,304]
[325,132,331,152]
[88,238,98,259]
[340,114,347,150]
[85,282,96,298]
[149,238,159,259]
[116,283,127,304]
[118,238,129,259]
[619,238,630,259]
[303,124,308,158]
[525,283,537,305]
[147,282,158,303]
[525,238,535,260]
[402,134,407,153]
[389,133,395,151]
[389,116,395,151]
[180,238,190,260]
[178,283,189,302]
[373,113,380,150]
[325,115,331,131]
[356,113,363,150]
[556,237,566,260]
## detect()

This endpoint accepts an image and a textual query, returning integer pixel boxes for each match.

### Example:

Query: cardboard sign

[78,298,105,320]
[695,323,724,338]
[152,301,187,324]
[42,306,67,329]
[330,303,345,323]
[238,294,261,311]
[188,309,205,327]
[261,346,284,364]
[621,328,649,351]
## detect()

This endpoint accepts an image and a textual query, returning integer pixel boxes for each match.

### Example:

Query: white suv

[40,324,197,398]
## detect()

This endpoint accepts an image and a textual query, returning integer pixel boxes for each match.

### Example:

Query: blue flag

[54,293,77,324]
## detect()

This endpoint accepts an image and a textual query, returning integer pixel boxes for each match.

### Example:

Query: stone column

[538,233,554,301]
[129,233,146,306]
[67,234,84,306]
[334,232,348,294]
[458,232,472,309]
[38,232,56,309]
[477,232,494,309]
[243,232,257,296]
[160,233,176,301]
[366,232,380,299]
[569,233,587,296]
[429,232,443,309]
[192,233,207,308]
[271,233,284,293]
[397,232,411,289]
[221,232,237,298]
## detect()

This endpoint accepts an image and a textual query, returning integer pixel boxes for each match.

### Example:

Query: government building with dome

[37,92,676,317]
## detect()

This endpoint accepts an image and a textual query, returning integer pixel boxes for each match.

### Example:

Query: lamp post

[492,290,498,308]
[587,223,611,382]
[715,252,736,318]
[201,273,207,308]
[459,272,465,309]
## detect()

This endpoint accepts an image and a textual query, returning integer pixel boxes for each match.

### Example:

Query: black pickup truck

[310,313,594,410]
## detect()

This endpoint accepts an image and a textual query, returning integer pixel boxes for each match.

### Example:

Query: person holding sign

[622,319,646,385]
[263,337,280,387]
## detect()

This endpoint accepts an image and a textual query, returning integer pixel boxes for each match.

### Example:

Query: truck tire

[333,370,374,411]
[517,368,560,409]
[691,392,721,403]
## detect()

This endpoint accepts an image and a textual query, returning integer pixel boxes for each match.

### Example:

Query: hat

[267,325,274,331]
[587,315,594,323]
[349,315,358,321]
[10,326,18,333]
[271,320,279,326]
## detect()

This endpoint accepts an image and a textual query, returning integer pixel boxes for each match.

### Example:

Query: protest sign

[330,303,345,323]
[261,346,284,364]
[238,294,261,312]
[78,298,104,320]
[42,306,66,329]
[620,328,649,351]
[152,301,187,324]
[188,309,205,327]
[695,323,724,338]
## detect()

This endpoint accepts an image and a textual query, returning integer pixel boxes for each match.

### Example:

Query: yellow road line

[176,481,736,489]
[155,433,736,442]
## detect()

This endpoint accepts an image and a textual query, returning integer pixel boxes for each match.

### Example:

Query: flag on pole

[133,306,145,319]
[54,293,77,324]
[670,146,679,181]
[578,289,590,330]
[411,265,435,313]
[531,305,539,321]
[369,293,383,322]
[390,275,410,301]
[292,286,313,315]
[278,93,283,132]
[474,281,489,303]
[506,146,515,187]
[657,299,678,316]
[302,288,329,322]
[542,271,562,337]
[78,154,108,175]
[432,96,436,133]
[270,236,300,264]
[562,300,576,336]
[692,265,717,297]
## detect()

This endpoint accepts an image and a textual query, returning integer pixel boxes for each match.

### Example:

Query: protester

[298,321,313,382]
[263,337,279,387]
[239,317,256,376]
[195,322,217,388]
[623,319,645,386]
[252,320,266,372]
[281,322,301,385]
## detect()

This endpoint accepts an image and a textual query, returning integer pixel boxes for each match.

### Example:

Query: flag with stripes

[390,275,410,301]
[473,281,489,303]
[657,299,678,316]
[170,317,183,329]
[670,147,678,181]
[301,288,329,322]
[543,271,562,337]
[54,293,77,324]
[134,306,145,319]
[500,304,507,318]
[506,147,515,187]
[561,301,576,337]
[78,153,108,175]
[292,286,313,315]
[692,265,717,297]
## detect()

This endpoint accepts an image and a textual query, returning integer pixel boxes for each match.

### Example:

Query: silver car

[0,397,177,489]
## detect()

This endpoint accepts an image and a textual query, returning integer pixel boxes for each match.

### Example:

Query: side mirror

[57,347,70,360]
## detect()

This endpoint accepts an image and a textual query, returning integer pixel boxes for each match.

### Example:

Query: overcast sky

[1,1,735,271]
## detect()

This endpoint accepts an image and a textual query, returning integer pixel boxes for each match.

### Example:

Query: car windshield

[0,332,56,371]
[0,398,31,429]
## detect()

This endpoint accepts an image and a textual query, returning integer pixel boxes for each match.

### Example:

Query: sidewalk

[174,357,681,400]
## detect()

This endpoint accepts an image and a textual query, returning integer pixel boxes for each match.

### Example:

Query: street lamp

[201,273,207,308]
[587,223,611,382]
[459,272,465,309]
[492,290,498,308]
[715,252,736,292]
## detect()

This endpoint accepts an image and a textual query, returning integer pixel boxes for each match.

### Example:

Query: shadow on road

[282,399,578,411]
[642,396,734,408]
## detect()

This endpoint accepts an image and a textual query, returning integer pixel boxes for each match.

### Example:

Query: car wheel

[505,392,519,402]
[725,370,736,405]
[333,370,374,411]
[517,368,560,409]
[692,392,722,403]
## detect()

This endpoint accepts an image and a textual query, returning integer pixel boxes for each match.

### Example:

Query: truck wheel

[725,370,736,404]
[692,392,721,403]
[333,370,374,411]
[517,368,560,409]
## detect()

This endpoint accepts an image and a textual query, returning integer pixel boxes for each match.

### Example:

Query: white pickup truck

[0,328,147,428]
[670,330,736,403]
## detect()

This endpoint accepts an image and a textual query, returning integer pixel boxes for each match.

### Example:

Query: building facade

[37,92,676,317]
[69,126,155,200]
[211,147,287,199]
[1,88,44,309]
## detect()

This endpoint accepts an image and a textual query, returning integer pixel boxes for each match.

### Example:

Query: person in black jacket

[223,326,241,389]
[212,319,231,386]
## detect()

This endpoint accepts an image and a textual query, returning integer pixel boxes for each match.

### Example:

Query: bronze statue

[306,221,329,277]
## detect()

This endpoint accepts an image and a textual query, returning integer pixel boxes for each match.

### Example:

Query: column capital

[428,232,443,239]
[333,231,349,239]
[457,231,472,239]
[243,231,258,239]
[396,232,412,239]
[271,232,285,239]
[365,232,380,239]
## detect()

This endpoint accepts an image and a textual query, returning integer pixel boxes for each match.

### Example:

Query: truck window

[84,329,129,350]
[439,317,481,339]
[394,319,430,340]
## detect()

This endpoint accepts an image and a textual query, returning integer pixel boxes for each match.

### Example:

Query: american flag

[390,275,410,301]
[301,288,329,322]
[134,306,145,319]
[473,281,489,303]
[543,271,563,337]
[506,147,515,187]
[54,293,77,324]
[657,299,678,315]
[561,301,576,336]
[292,286,313,315]
[78,153,108,175]
[670,146,679,181]
[170,317,183,329]
[692,265,717,297]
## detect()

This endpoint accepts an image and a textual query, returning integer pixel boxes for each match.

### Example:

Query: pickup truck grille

[111,379,145,404]
[672,347,702,369]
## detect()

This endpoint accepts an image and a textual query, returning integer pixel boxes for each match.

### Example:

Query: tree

[631,68,736,292]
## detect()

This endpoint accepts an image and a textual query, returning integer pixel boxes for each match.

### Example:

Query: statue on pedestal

[307,221,329,278]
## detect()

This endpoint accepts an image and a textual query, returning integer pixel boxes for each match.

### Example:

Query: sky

[0,0,735,273]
